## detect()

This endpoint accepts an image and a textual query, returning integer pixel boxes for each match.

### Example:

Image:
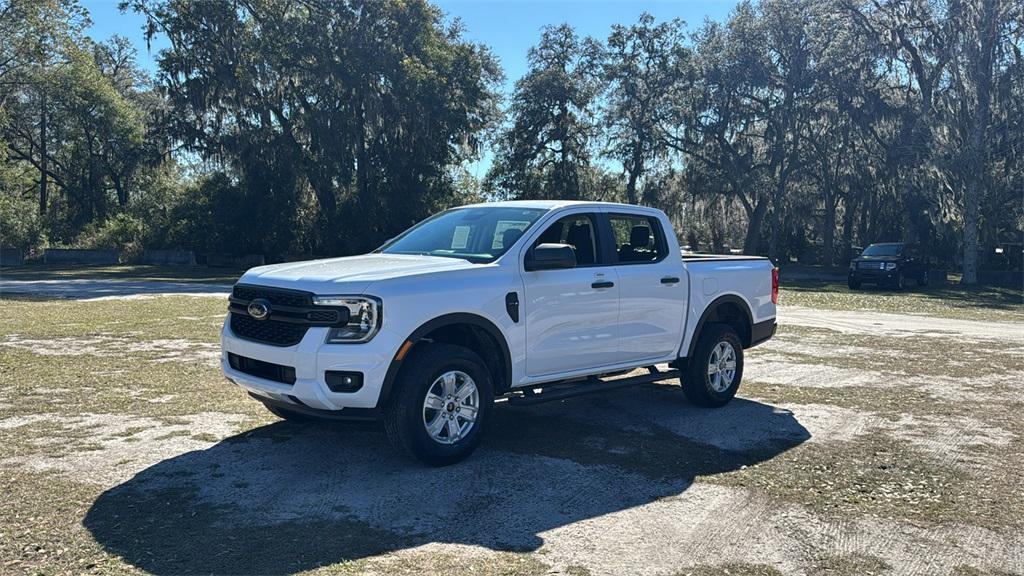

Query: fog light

[325,371,363,393]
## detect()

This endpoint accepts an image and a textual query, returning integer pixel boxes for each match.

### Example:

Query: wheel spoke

[707,363,718,376]
[446,417,461,441]
[459,404,478,422]
[724,360,736,370]
[424,392,444,410]
[455,381,476,402]
[426,414,446,437]
[442,372,456,397]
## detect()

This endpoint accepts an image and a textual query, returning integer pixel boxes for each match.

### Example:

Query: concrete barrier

[142,249,196,266]
[206,253,265,268]
[43,248,119,265]
[0,249,24,267]
[977,269,1023,289]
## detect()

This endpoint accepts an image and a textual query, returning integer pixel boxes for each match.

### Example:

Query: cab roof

[460,199,660,213]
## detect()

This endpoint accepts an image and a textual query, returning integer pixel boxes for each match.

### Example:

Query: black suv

[848,243,929,290]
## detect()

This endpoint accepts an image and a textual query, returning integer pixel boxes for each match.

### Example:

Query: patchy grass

[780,280,1023,322]
[678,564,784,576]
[709,430,1020,530]
[0,263,243,284]
[1,289,1022,574]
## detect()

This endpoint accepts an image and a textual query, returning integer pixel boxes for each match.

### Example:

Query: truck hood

[238,253,480,294]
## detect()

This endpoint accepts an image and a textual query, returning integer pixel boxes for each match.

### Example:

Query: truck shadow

[83,385,809,575]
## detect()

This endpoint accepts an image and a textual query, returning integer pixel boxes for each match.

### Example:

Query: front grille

[858,261,885,270]
[232,284,310,307]
[230,313,308,346]
[228,352,296,385]
[227,283,350,347]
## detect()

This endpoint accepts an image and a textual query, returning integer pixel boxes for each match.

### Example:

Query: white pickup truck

[221,201,778,465]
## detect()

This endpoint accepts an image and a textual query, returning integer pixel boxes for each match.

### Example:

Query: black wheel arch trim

[377,312,513,409]
[685,294,756,358]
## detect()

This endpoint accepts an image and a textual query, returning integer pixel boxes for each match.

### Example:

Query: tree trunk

[625,144,643,205]
[38,90,47,215]
[823,192,836,267]
[961,0,997,285]
[841,192,856,264]
[743,199,768,256]
[767,169,788,262]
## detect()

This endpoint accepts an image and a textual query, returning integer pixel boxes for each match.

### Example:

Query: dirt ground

[0,274,1021,575]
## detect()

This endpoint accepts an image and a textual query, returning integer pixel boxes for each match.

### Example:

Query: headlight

[314,296,382,343]
[884,262,897,271]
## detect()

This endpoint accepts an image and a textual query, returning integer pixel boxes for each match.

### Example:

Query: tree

[486,24,602,200]
[126,0,502,255]
[603,13,689,206]
[0,0,89,215]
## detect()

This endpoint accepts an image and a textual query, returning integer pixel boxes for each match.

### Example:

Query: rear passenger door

[605,212,687,364]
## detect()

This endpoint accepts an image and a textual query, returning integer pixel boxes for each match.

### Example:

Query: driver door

[522,212,620,377]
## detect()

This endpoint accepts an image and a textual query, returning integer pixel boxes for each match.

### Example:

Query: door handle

[660,277,680,284]
[591,281,615,289]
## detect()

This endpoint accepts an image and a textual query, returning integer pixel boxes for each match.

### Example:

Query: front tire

[848,278,861,290]
[682,323,744,407]
[384,343,493,466]
[894,271,905,291]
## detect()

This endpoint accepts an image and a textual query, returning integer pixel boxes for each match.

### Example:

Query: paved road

[778,305,1022,342]
[0,278,231,300]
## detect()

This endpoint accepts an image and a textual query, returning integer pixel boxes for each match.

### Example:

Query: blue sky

[81,0,738,91]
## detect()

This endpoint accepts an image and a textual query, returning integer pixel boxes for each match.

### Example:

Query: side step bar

[507,366,681,406]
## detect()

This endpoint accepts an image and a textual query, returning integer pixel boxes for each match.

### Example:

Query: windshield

[861,244,903,257]
[379,207,548,263]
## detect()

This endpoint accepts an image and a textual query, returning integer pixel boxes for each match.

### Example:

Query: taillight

[771,267,780,304]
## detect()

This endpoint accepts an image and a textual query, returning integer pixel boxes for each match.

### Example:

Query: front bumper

[849,270,898,284]
[220,316,405,413]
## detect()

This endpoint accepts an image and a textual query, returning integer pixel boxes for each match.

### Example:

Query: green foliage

[486,25,603,201]
[126,0,502,255]
[76,212,146,260]
[0,188,44,251]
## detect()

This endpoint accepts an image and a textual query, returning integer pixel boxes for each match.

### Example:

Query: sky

[79,0,740,177]
[80,0,739,89]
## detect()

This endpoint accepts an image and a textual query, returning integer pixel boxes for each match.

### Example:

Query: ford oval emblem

[247,299,271,320]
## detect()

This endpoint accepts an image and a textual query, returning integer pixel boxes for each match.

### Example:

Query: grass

[781,279,1023,322]
[1,282,1022,574]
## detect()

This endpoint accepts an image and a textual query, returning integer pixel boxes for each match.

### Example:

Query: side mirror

[525,243,577,271]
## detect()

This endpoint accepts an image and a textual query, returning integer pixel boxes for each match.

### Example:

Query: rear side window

[609,214,666,263]
[532,214,599,266]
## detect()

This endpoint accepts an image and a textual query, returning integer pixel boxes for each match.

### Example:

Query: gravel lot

[1,275,1021,575]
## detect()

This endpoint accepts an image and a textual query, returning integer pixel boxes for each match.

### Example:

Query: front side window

[380,207,547,263]
[609,214,665,263]
[531,214,599,266]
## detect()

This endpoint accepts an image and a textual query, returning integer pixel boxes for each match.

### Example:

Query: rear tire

[894,271,905,291]
[917,270,929,287]
[384,343,493,466]
[682,323,744,408]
